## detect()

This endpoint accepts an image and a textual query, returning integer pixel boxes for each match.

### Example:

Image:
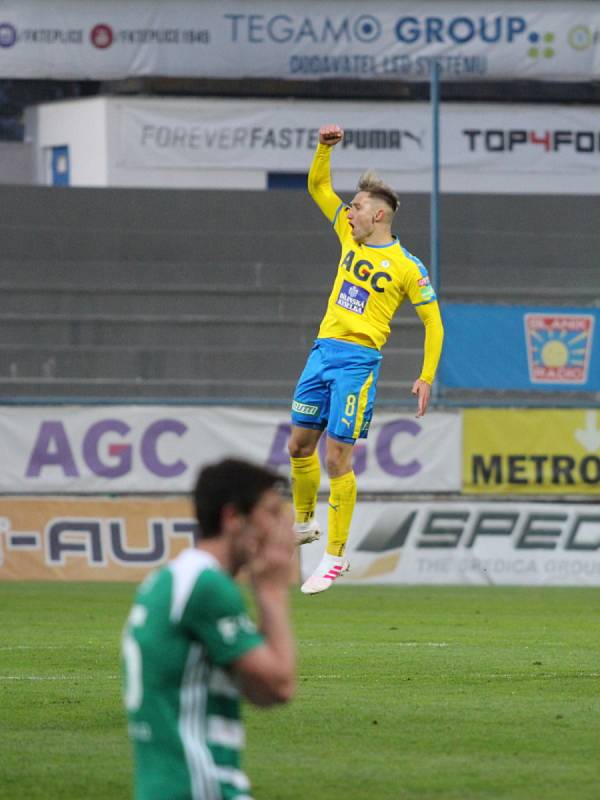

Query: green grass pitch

[1,581,599,799]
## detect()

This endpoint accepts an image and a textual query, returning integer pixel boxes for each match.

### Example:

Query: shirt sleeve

[404,258,438,307]
[308,143,350,241]
[180,569,264,666]
[415,300,444,384]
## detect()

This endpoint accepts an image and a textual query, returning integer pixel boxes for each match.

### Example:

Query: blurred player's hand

[412,378,431,418]
[319,124,344,146]
[249,502,295,591]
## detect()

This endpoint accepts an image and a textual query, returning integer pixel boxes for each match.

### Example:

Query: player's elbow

[245,674,296,707]
[267,675,296,706]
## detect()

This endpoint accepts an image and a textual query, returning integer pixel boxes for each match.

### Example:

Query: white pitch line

[0,674,119,681]
[0,644,105,651]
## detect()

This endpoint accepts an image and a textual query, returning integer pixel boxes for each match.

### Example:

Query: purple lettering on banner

[25,421,78,477]
[375,419,421,477]
[266,423,292,468]
[140,419,187,478]
[352,442,367,475]
[83,419,132,478]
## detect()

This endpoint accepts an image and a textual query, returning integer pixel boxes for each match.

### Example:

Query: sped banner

[0,406,461,493]
[463,409,600,494]
[0,1,600,81]
[440,305,599,391]
[301,499,600,586]
[117,98,600,177]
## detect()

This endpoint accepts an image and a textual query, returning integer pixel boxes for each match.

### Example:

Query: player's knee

[288,438,314,459]
[325,451,351,477]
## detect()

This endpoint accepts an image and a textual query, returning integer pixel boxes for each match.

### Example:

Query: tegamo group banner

[0,1,599,81]
[301,499,600,586]
[0,406,461,494]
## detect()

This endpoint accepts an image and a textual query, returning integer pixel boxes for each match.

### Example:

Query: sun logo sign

[524,313,594,385]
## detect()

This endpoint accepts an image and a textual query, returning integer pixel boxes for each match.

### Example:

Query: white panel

[301,500,600,586]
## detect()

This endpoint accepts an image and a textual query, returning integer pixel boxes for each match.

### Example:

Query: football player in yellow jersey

[289,124,444,595]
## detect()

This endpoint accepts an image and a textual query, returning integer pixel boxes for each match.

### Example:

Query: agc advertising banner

[0,406,461,494]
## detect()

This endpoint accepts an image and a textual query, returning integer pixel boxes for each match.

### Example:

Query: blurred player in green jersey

[290,124,444,594]
[122,459,295,800]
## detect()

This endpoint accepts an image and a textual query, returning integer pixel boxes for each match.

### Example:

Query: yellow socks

[290,452,321,524]
[326,471,357,557]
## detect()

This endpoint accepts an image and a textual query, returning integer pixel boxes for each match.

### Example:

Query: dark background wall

[0,184,598,403]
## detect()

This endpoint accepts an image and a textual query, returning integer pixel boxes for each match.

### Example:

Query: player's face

[232,489,291,573]
[347,192,376,243]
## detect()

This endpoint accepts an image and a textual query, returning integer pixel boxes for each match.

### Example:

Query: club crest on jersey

[336,280,369,315]
[524,313,594,384]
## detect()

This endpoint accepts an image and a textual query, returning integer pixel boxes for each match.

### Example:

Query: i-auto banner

[118,98,600,179]
[0,496,301,582]
[0,406,461,494]
[464,409,600,495]
[302,499,600,586]
[1,1,600,81]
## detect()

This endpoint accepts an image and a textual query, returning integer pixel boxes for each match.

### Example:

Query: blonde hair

[357,170,400,213]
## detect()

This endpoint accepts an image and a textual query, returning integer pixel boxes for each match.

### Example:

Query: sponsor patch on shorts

[292,400,320,416]
[336,281,369,315]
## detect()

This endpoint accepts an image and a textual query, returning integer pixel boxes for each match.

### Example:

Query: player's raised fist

[319,124,343,146]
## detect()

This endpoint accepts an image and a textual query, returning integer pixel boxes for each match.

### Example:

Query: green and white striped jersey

[122,547,264,800]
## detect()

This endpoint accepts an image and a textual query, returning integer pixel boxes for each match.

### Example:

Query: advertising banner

[5,496,598,585]
[116,99,600,181]
[301,499,600,586]
[0,406,461,494]
[0,496,195,581]
[463,409,600,495]
[440,305,599,391]
[0,496,300,582]
[0,1,600,82]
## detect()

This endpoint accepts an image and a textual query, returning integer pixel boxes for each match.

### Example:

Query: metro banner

[0,1,599,81]
[463,409,600,495]
[440,305,599,391]
[0,406,461,494]
[300,499,600,586]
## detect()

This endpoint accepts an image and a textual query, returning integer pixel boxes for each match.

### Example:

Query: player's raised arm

[308,124,345,221]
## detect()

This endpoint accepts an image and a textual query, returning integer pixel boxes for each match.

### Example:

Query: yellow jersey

[308,143,443,384]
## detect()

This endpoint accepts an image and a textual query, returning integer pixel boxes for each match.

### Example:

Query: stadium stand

[0,184,598,403]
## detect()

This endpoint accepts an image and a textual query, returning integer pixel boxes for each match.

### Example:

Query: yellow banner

[464,409,600,495]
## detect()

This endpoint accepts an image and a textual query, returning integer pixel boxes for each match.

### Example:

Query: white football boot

[293,519,322,546]
[300,552,350,595]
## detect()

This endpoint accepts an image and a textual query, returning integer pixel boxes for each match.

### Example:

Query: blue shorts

[291,338,382,444]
